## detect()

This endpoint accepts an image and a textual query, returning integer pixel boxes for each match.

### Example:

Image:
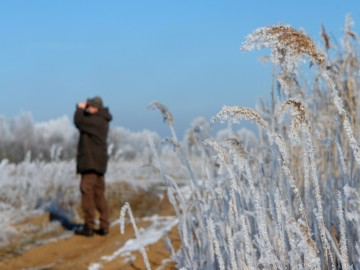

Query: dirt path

[0,196,180,270]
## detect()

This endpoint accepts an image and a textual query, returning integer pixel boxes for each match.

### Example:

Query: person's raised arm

[74,102,99,134]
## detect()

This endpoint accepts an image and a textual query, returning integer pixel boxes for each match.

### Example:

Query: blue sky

[0,1,359,137]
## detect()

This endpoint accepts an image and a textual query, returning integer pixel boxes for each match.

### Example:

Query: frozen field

[1,17,360,269]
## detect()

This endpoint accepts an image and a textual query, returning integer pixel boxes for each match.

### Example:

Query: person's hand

[77,102,87,110]
[87,106,99,114]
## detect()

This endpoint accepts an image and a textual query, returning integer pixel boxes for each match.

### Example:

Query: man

[73,96,112,237]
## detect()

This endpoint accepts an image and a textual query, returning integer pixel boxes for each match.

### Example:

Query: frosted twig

[207,217,225,270]
[119,203,151,270]
[337,191,350,270]
[226,225,238,270]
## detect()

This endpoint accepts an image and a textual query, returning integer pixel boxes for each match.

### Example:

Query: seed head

[148,101,174,125]
[224,138,248,160]
[213,105,268,129]
[279,99,307,129]
[241,25,327,69]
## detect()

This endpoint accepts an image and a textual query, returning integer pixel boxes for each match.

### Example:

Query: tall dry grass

[150,15,360,269]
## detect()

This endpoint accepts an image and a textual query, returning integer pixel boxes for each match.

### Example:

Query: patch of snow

[88,263,103,270]
[103,216,177,262]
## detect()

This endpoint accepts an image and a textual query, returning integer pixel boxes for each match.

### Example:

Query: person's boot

[94,228,109,236]
[74,224,94,237]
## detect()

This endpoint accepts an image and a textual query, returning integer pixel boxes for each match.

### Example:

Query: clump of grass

[242,21,360,166]
[150,16,360,269]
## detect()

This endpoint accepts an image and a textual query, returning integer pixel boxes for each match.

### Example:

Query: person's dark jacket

[74,106,112,175]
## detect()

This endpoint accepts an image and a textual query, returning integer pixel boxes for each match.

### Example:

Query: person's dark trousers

[80,173,110,231]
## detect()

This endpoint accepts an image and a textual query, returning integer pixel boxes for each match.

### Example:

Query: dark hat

[87,96,103,109]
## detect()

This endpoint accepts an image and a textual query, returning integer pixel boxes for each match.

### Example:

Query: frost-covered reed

[150,16,360,269]
[120,202,151,270]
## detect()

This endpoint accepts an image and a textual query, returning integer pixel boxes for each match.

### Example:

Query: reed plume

[149,101,198,188]
[321,25,332,51]
[148,101,174,126]
[213,105,268,129]
[241,25,326,69]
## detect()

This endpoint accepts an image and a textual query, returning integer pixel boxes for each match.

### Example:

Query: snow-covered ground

[88,215,178,270]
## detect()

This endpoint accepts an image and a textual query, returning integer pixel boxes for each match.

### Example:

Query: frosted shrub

[0,113,161,163]
[0,116,208,248]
